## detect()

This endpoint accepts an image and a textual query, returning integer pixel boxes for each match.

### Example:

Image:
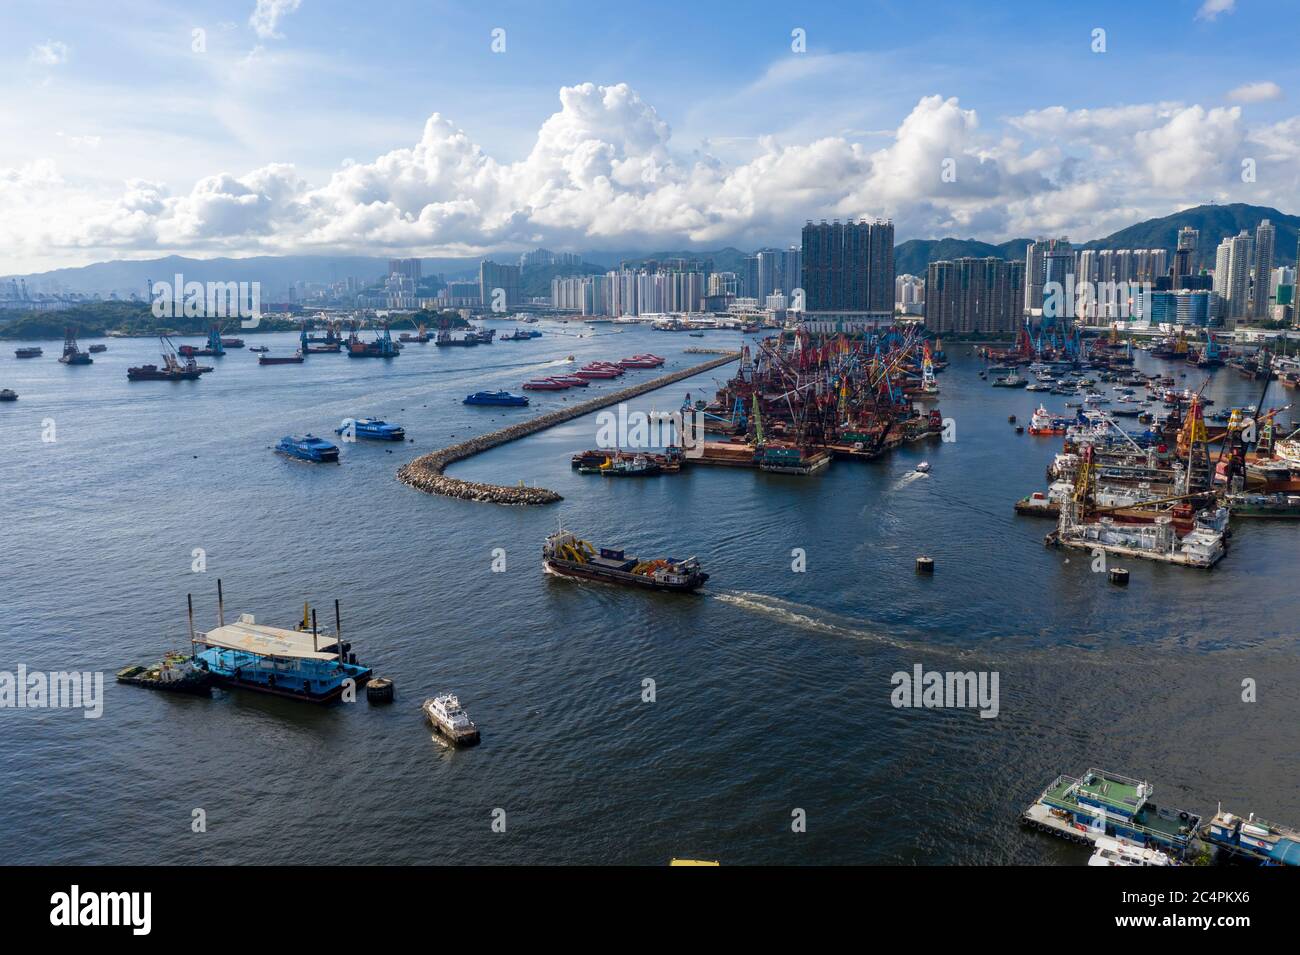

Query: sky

[2,0,1300,273]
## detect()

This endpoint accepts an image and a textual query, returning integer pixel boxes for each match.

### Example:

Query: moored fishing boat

[543,529,708,592]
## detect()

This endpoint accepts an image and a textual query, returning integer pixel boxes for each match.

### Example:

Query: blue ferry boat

[336,417,406,441]
[464,390,530,407]
[276,434,340,462]
[188,584,371,703]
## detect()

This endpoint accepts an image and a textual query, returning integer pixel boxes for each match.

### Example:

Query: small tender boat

[464,390,530,406]
[914,462,931,473]
[275,434,340,463]
[337,417,406,441]
[1087,836,1173,867]
[249,345,270,353]
[423,693,480,746]
[0,389,17,401]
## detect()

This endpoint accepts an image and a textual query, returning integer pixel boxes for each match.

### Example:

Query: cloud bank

[4,81,1300,268]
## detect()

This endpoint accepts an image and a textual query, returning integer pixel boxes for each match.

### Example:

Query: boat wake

[710,590,966,657]
[892,471,929,490]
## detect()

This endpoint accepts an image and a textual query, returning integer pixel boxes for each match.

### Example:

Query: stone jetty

[397,353,740,505]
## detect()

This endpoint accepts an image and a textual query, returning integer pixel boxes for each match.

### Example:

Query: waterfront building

[801,218,895,330]
[924,257,1025,334]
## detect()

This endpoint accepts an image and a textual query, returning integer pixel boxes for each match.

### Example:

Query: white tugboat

[423,693,480,746]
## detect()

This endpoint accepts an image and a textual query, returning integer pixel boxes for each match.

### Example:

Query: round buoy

[1108,568,1129,586]
[366,677,395,703]
[916,556,934,574]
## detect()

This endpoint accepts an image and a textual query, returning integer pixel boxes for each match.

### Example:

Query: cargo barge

[543,530,708,592]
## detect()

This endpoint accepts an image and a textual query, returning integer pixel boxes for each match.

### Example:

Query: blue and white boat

[463,390,530,407]
[188,583,372,704]
[275,433,340,462]
[336,417,406,441]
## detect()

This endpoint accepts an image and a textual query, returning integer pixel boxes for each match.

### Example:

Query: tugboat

[595,453,660,476]
[116,651,212,696]
[275,434,340,463]
[463,390,530,406]
[335,417,406,441]
[14,347,42,358]
[422,693,480,746]
[58,328,93,365]
[543,529,708,592]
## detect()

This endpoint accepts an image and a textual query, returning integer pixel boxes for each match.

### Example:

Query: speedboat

[914,462,931,473]
[275,434,340,463]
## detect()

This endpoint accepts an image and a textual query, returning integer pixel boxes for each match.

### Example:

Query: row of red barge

[523,354,665,391]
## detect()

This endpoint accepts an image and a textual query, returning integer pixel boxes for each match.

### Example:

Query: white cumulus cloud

[250,0,302,40]
[29,40,69,65]
[1228,81,1282,103]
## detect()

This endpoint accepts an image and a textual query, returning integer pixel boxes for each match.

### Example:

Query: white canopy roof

[199,620,339,661]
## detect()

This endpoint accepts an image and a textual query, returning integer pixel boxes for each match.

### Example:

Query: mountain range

[5,204,1296,298]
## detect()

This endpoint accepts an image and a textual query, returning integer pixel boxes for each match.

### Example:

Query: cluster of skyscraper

[923,220,1290,333]
[551,259,713,317]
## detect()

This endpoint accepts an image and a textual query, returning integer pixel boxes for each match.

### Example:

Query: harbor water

[1,326,1297,864]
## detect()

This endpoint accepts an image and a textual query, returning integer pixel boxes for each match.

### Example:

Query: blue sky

[2,0,1298,271]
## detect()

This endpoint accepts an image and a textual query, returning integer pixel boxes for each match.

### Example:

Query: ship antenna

[335,599,343,663]
[312,608,319,653]
[187,593,196,659]
[217,578,225,628]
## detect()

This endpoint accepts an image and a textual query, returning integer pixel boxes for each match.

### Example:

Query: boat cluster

[523,354,664,391]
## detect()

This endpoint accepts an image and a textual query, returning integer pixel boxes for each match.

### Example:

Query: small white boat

[423,693,480,746]
[914,462,931,474]
[1087,836,1173,867]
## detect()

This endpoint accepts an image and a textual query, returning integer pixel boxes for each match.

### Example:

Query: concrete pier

[396,353,740,505]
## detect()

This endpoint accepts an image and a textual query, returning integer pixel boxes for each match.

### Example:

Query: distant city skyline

[3,0,1300,272]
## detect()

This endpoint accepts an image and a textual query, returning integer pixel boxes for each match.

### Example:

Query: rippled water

[1,326,1296,864]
